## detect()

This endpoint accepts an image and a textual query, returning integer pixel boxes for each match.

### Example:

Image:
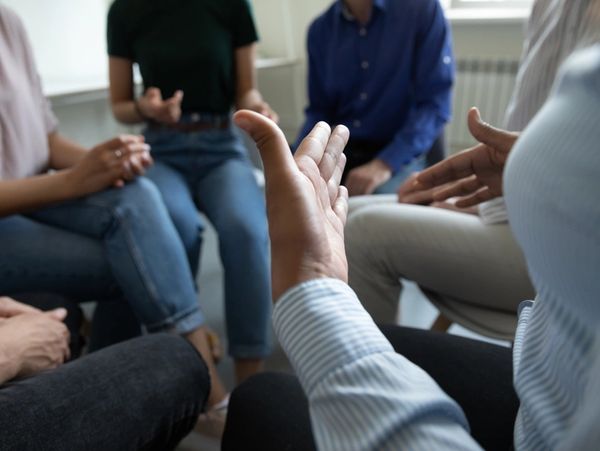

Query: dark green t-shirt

[107,0,258,113]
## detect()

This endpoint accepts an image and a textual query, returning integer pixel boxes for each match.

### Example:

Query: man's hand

[0,309,70,383]
[397,172,434,204]
[0,297,40,318]
[415,108,519,208]
[345,159,392,196]
[137,87,183,124]
[234,110,349,301]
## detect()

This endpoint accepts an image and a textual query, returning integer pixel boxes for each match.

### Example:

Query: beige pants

[346,195,535,339]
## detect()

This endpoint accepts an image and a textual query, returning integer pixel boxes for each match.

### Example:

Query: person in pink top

[0,4,228,410]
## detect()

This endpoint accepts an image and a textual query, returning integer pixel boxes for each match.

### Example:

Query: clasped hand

[66,135,152,196]
[0,297,70,382]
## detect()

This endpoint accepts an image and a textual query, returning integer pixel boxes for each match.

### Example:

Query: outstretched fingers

[455,187,495,208]
[431,174,483,202]
[332,185,349,227]
[319,125,349,181]
[415,143,482,189]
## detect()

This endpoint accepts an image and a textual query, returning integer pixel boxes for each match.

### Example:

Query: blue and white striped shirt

[274,45,600,450]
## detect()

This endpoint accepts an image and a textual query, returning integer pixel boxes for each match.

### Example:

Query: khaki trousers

[346,195,535,339]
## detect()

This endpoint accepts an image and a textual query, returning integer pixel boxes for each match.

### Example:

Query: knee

[345,209,375,259]
[121,334,210,406]
[116,177,163,209]
[218,214,268,249]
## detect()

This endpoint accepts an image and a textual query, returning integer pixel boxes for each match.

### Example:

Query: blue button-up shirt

[295,0,454,172]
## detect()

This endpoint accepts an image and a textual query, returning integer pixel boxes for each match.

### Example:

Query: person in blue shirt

[295,0,454,196]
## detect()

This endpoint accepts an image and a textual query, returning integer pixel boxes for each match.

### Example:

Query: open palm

[416,108,519,208]
[234,111,349,301]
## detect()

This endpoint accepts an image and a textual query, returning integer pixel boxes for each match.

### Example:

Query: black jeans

[0,334,209,451]
[223,326,518,451]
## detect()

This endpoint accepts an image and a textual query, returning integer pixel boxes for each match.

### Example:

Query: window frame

[446,0,532,8]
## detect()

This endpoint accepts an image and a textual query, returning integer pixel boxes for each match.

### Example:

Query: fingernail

[235,117,250,130]
[52,308,67,317]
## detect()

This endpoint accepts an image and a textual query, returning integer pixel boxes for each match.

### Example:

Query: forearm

[274,279,480,450]
[0,336,21,385]
[0,171,77,218]
[235,88,263,111]
[112,100,145,125]
[48,133,87,169]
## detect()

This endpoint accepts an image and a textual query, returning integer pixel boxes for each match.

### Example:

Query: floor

[175,220,508,450]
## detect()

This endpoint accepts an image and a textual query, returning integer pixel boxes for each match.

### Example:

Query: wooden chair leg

[431,313,452,332]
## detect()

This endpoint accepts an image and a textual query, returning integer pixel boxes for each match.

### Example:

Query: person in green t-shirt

[107,0,277,434]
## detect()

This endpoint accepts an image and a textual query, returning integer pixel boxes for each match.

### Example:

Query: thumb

[169,90,184,105]
[45,308,67,321]
[145,87,161,100]
[468,107,515,152]
[233,109,295,176]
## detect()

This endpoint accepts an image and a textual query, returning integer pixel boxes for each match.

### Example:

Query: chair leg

[431,313,452,332]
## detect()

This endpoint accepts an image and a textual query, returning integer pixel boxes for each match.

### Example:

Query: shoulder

[0,5,27,37]
[387,0,442,19]
[556,45,600,95]
[308,3,337,42]
[107,0,128,23]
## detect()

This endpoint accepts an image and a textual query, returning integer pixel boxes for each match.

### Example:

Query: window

[445,0,532,8]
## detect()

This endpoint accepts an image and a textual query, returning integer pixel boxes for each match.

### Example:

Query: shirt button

[360,92,368,100]
[353,120,362,128]
[361,61,369,70]
[359,28,367,36]
[443,56,452,65]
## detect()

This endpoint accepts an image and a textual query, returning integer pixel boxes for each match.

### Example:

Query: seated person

[294,0,453,196]
[0,296,208,450]
[222,44,600,450]
[345,0,599,336]
[0,4,228,412]
[106,0,276,386]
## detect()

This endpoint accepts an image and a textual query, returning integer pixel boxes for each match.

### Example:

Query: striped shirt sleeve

[273,278,482,450]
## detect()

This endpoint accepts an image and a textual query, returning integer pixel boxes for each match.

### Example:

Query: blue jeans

[0,178,204,335]
[144,123,272,358]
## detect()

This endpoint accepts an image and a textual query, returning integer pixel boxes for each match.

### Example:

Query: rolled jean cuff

[228,341,272,360]
[145,306,205,336]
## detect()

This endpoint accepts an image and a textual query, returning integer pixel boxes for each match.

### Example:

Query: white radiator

[447,57,520,153]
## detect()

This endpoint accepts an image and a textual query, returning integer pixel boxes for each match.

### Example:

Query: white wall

[6,1,526,149]
[2,0,109,92]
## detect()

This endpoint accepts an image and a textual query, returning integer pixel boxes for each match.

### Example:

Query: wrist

[134,98,152,121]
[58,169,83,199]
[0,333,22,383]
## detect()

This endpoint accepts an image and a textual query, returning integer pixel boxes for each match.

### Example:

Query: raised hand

[66,135,151,196]
[415,108,519,208]
[137,87,184,124]
[234,110,349,301]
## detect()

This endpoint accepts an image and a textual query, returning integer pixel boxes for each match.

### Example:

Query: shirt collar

[336,0,387,21]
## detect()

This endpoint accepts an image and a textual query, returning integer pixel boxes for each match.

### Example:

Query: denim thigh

[0,215,118,298]
[26,179,204,334]
[146,126,272,357]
